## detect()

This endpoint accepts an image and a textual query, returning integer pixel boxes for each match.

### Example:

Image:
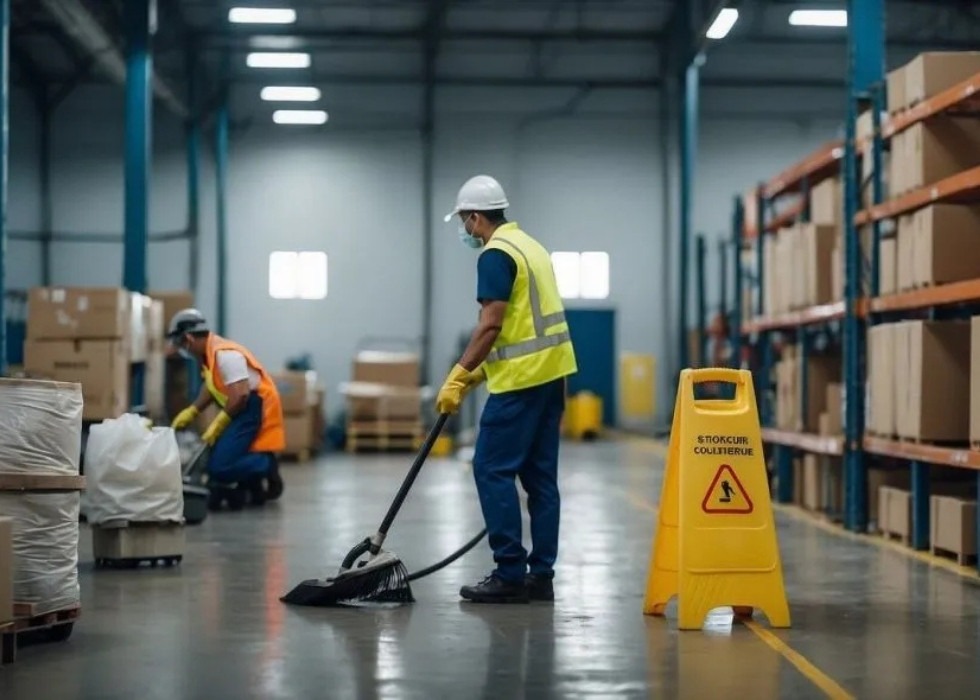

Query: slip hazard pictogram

[701,464,753,514]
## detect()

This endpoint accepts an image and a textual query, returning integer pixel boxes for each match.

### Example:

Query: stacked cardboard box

[774,348,841,433]
[0,517,11,624]
[23,287,155,420]
[871,321,973,443]
[147,290,195,333]
[879,238,897,295]
[931,495,977,564]
[970,317,980,447]
[896,205,980,292]
[762,224,837,315]
[144,300,166,420]
[274,371,323,457]
[902,52,980,109]
[346,352,421,423]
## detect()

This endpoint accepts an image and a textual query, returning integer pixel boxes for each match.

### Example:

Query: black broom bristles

[281,557,415,607]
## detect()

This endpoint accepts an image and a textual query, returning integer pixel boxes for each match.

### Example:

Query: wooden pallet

[0,604,80,665]
[347,420,422,436]
[346,433,420,453]
[880,530,911,546]
[931,544,977,567]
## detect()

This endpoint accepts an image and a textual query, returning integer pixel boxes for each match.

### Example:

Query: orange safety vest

[203,334,285,453]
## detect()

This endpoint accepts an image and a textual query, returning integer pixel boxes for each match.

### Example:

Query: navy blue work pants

[207,392,273,484]
[472,378,565,584]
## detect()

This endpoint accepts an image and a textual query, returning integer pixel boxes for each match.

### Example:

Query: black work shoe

[525,574,555,602]
[460,574,529,604]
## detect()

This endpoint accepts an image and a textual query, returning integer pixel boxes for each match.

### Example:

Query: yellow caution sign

[643,368,790,630]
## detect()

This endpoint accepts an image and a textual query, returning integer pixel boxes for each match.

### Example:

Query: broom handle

[370,413,450,552]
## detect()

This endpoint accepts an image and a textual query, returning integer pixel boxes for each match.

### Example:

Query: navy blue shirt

[477,249,517,303]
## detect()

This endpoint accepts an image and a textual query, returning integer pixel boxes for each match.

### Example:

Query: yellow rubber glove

[171,405,199,430]
[436,364,483,415]
[201,411,233,446]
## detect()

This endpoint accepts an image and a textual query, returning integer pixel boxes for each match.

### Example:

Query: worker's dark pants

[208,392,274,484]
[472,378,565,584]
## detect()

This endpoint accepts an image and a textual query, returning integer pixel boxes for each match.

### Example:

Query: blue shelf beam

[215,101,229,336]
[730,196,744,368]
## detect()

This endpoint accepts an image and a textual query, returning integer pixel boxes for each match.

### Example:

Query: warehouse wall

[13,83,839,425]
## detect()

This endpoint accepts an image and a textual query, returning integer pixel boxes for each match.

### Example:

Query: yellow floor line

[773,503,980,583]
[741,620,855,700]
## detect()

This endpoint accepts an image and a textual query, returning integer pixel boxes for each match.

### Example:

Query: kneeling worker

[168,309,285,509]
[438,175,577,604]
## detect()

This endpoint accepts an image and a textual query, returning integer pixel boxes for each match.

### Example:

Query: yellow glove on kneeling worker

[201,411,233,446]
[171,405,199,430]
[436,364,485,415]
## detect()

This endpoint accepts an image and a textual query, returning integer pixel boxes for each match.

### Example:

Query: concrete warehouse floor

[1,439,979,699]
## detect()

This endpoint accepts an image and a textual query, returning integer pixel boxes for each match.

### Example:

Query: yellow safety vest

[482,223,577,394]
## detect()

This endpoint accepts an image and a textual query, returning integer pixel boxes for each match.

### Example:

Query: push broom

[281,414,487,606]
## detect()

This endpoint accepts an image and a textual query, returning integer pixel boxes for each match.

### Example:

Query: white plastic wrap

[83,414,184,525]
[0,491,80,615]
[0,378,82,475]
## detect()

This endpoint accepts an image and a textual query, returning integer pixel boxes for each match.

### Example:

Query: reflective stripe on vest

[485,237,568,363]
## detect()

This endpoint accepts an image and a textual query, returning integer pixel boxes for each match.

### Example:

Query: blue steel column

[870,85,885,297]
[186,46,201,295]
[730,196,744,368]
[843,0,885,533]
[695,234,707,368]
[215,102,229,336]
[123,0,153,293]
[123,0,154,412]
[678,58,700,373]
[0,0,7,376]
[910,461,930,550]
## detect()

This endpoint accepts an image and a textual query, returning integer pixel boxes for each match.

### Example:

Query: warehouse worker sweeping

[439,175,577,604]
[168,309,286,510]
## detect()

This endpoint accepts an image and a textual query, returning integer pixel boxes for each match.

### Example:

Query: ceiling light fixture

[246,52,311,69]
[229,8,297,24]
[706,8,739,40]
[273,110,328,125]
[261,86,321,102]
[788,9,847,27]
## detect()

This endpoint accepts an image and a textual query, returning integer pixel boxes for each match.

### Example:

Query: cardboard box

[352,352,420,387]
[856,110,874,142]
[830,243,842,302]
[893,322,912,439]
[800,223,837,306]
[868,324,896,436]
[896,215,916,291]
[28,287,130,341]
[930,495,977,561]
[880,237,897,295]
[825,383,843,435]
[879,486,912,540]
[911,205,980,287]
[887,64,908,113]
[92,523,185,561]
[0,517,12,624]
[905,52,980,106]
[889,131,905,197]
[148,290,195,333]
[24,339,129,420]
[971,316,980,446]
[129,293,151,363]
[802,454,821,511]
[346,388,421,421]
[821,456,843,515]
[145,349,166,421]
[283,409,317,453]
[147,300,165,351]
[273,371,319,414]
[899,321,971,441]
[792,458,803,506]
[905,117,980,191]
[818,412,830,436]
[801,356,841,433]
[776,356,798,430]
[809,177,840,228]
[869,468,910,527]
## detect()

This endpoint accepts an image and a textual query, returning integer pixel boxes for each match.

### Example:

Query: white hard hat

[167,308,210,339]
[443,175,510,222]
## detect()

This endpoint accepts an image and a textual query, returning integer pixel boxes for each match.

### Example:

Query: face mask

[458,216,483,249]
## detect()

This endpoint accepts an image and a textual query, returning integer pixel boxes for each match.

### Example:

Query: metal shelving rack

[732,0,980,573]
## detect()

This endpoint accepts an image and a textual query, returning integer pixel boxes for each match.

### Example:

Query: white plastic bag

[83,414,184,525]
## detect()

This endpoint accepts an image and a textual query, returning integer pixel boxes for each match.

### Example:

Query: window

[550,251,610,300]
[268,251,328,299]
